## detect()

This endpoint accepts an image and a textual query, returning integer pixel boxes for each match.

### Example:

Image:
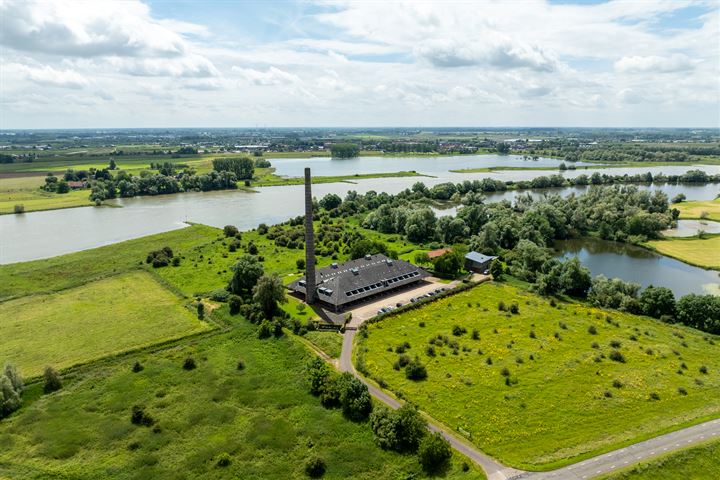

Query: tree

[296,258,305,269]
[640,286,676,319]
[432,251,463,278]
[197,302,205,319]
[418,432,452,473]
[370,404,427,452]
[405,358,428,380]
[109,159,117,170]
[56,180,70,194]
[676,294,720,334]
[489,258,504,280]
[212,157,254,180]
[252,273,286,318]
[414,252,431,266]
[404,208,437,243]
[558,257,592,297]
[330,143,360,158]
[304,456,326,478]
[349,238,387,259]
[319,193,342,211]
[43,366,62,393]
[0,364,23,419]
[338,373,372,421]
[496,142,510,154]
[228,255,264,295]
[305,357,331,396]
[4,364,23,394]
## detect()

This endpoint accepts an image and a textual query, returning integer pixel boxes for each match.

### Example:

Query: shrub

[223,225,239,237]
[132,361,144,373]
[529,330,536,339]
[604,390,612,398]
[237,359,245,370]
[486,357,493,365]
[498,301,506,311]
[405,358,428,381]
[452,325,466,336]
[13,204,24,214]
[509,303,519,314]
[183,357,197,370]
[216,452,231,467]
[678,387,688,395]
[296,258,306,269]
[649,392,660,401]
[196,302,205,319]
[43,366,62,393]
[258,321,272,339]
[370,404,427,452]
[588,325,597,335]
[130,405,155,426]
[305,456,326,478]
[418,432,451,473]
[699,365,708,374]
[395,354,411,369]
[425,346,436,357]
[609,350,626,363]
[471,329,479,340]
[610,340,622,348]
[209,289,230,302]
[612,379,623,388]
[500,367,510,377]
[229,295,242,314]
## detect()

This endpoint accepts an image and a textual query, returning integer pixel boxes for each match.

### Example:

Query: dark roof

[288,254,429,307]
[465,251,497,264]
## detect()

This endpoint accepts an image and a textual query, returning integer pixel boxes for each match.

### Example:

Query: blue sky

[1,0,718,128]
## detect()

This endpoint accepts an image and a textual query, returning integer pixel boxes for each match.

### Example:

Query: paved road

[340,329,720,480]
[514,418,720,480]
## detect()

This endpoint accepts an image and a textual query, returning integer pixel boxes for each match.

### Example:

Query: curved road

[340,329,720,480]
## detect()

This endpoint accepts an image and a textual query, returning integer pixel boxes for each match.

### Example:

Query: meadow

[645,236,720,270]
[0,271,209,378]
[0,308,482,480]
[675,198,720,221]
[357,281,720,470]
[602,441,720,480]
[0,188,92,214]
[0,223,219,301]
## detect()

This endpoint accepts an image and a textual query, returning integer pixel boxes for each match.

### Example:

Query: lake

[553,237,719,297]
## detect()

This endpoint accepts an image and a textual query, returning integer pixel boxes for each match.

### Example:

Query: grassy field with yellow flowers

[357,281,720,470]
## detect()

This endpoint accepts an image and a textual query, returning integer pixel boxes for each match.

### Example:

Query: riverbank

[643,235,720,271]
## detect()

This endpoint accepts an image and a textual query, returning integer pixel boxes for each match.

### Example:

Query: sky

[0,0,718,129]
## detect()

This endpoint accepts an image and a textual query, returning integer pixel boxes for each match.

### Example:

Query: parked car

[396,302,403,308]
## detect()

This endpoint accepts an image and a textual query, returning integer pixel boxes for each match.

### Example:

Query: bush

[229,295,242,314]
[509,303,519,314]
[132,361,144,373]
[588,325,597,335]
[610,340,622,348]
[418,432,451,473]
[498,301,506,311]
[223,225,239,237]
[612,379,623,388]
[130,405,155,426]
[699,365,708,374]
[405,358,428,381]
[210,289,230,302]
[296,258,306,269]
[183,357,197,370]
[609,350,626,363]
[649,392,660,401]
[43,366,62,393]
[216,452,231,467]
[305,456,326,478]
[370,404,427,452]
[258,321,272,339]
[452,325,466,336]
[237,359,245,370]
[13,204,24,214]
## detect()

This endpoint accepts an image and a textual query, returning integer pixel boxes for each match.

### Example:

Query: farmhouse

[464,251,497,273]
[288,254,430,311]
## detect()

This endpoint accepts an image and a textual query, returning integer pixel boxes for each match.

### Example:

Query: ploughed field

[0,271,209,378]
[358,282,720,470]
[601,440,720,480]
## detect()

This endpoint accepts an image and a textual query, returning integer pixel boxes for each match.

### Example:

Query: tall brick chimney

[304,168,317,304]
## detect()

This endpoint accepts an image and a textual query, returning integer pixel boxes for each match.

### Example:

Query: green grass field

[0,308,482,480]
[0,223,219,301]
[645,236,720,270]
[304,331,344,358]
[0,189,92,214]
[357,282,720,470]
[674,198,720,222]
[601,441,720,480]
[0,271,209,378]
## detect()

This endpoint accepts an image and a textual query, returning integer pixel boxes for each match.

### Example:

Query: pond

[553,237,719,297]
[1,163,719,264]
[661,219,720,238]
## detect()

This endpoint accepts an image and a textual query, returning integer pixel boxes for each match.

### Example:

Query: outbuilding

[464,251,497,273]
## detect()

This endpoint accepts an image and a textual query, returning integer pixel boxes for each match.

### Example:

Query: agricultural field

[602,441,720,480]
[0,271,209,378]
[674,198,720,221]
[0,189,92,214]
[0,308,482,480]
[645,236,720,270]
[357,282,720,470]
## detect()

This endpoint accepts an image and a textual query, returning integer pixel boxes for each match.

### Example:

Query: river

[1,157,719,265]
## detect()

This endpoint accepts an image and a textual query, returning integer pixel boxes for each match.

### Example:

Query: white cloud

[0,0,190,58]
[5,63,89,89]
[113,55,220,78]
[614,54,696,73]
[232,66,300,86]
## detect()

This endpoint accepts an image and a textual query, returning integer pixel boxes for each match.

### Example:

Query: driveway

[345,278,458,329]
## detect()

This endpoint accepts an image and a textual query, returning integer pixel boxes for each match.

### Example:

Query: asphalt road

[340,329,720,480]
